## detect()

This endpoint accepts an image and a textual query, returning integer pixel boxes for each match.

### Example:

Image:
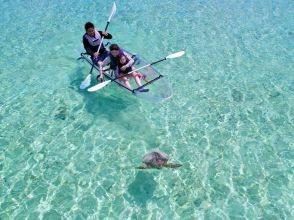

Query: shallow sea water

[0,0,293,219]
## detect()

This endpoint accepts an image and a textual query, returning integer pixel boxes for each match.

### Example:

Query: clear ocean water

[0,0,293,219]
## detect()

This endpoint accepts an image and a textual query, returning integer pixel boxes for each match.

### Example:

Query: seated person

[82,22,112,64]
[99,44,148,92]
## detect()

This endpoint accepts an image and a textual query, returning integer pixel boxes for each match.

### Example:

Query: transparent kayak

[78,45,173,103]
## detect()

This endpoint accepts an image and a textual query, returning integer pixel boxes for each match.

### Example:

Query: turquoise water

[0,0,293,219]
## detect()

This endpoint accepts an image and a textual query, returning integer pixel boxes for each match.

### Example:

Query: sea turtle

[137,150,182,169]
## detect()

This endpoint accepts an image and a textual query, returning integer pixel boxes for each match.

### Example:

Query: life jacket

[84,30,105,53]
[84,30,102,47]
[110,50,133,74]
[109,50,125,66]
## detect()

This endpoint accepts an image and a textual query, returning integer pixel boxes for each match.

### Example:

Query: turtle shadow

[126,172,156,207]
[54,105,67,120]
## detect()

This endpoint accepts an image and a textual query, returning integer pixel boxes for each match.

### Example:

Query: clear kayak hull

[78,46,173,103]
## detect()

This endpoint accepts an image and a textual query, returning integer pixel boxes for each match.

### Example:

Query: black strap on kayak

[132,75,163,93]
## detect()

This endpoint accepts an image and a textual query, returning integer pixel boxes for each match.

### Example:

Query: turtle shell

[143,150,169,166]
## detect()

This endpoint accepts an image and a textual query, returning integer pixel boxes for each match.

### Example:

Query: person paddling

[82,22,112,64]
[99,44,149,92]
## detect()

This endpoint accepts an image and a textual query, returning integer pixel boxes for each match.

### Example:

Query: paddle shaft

[89,22,110,74]
[97,21,110,53]
[91,3,114,73]
[111,57,167,81]
[93,22,112,76]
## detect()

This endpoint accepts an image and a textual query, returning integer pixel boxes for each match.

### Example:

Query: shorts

[92,50,109,63]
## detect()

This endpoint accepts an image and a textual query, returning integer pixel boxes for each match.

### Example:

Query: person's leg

[95,50,109,65]
[130,72,149,92]
[131,72,142,87]
[119,76,132,90]
[96,59,105,82]
[100,50,109,59]
[124,80,132,90]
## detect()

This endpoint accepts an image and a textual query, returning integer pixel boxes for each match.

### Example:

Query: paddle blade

[166,51,185,59]
[87,80,112,92]
[80,74,91,89]
[108,2,117,22]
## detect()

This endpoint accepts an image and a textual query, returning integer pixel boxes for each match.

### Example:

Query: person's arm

[98,31,112,39]
[83,36,94,56]
[122,51,135,68]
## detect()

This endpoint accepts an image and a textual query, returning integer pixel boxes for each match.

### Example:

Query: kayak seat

[131,54,141,65]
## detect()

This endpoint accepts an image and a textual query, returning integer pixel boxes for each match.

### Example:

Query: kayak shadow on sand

[69,65,158,138]
[125,172,156,207]
[82,93,132,120]
[69,66,138,125]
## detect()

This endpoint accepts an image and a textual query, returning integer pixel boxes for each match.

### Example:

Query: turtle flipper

[164,163,182,168]
[136,164,149,169]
